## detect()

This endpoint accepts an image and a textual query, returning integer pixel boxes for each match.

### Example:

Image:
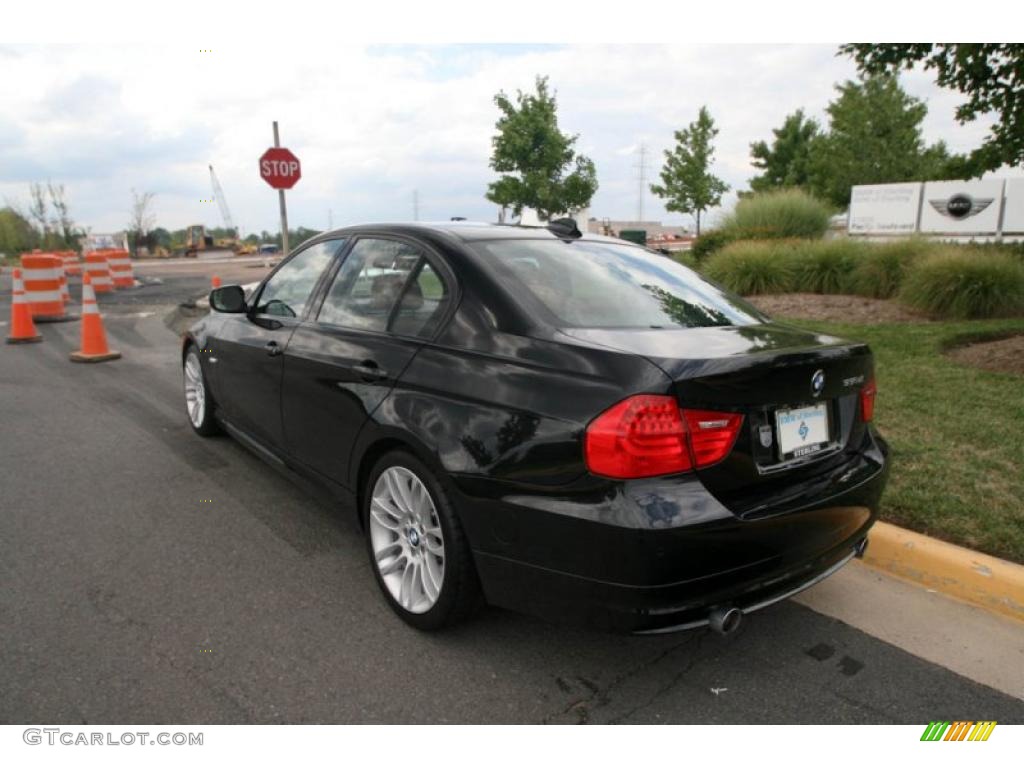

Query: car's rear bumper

[474,529,866,633]
[459,436,889,633]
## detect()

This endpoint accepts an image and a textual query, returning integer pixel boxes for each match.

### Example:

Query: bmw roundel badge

[811,369,825,397]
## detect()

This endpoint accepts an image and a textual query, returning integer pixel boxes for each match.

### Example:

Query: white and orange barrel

[106,248,134,289]
[20,253,67,320]
[62,250,82,276]
[83,252,114,293]
[58,264,71,305]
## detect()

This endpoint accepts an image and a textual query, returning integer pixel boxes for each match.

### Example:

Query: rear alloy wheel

[183,347,220,436]
[364,451,480,629]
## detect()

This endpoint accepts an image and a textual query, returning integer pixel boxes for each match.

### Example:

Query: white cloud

[0,43,1015,236]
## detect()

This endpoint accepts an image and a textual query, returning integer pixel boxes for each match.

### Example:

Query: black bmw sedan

[182,221,888,634]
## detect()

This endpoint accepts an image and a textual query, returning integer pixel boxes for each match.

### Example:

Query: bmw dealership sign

[848,178,1023,239]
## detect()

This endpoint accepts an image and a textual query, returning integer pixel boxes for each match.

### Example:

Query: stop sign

[259,147,301,190]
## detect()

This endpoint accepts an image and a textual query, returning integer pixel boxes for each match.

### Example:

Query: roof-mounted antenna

[547,217,582,239]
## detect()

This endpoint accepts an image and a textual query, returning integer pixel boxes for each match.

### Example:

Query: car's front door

[282,236,454,488]
[213,239,345,450]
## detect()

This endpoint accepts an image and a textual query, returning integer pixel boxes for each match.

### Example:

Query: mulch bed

[747,293,930,324]
[946,334,1024,376]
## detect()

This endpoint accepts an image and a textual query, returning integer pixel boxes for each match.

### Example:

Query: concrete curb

[862,521,1024,623]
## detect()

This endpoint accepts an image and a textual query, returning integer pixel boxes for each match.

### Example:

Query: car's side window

[317,238,420,332]
[390,260,450,338]
[254,239,345,318]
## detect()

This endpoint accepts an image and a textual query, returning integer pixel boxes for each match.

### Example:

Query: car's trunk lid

[561,323,879,517]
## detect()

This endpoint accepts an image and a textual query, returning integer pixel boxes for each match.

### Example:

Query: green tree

[486,75,598,221]
[749,109,820,193]
[0,207,39,256]
[650,106,729,236]
[149,227,172,249]
[841,43,1024,172]
[808,75,964,208]
[918,140,974,181]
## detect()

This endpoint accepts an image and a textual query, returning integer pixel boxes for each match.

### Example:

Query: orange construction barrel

[83,252,114,294]
[20,253,68,321]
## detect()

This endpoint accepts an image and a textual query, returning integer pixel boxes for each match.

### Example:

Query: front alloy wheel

[183,346,219,436]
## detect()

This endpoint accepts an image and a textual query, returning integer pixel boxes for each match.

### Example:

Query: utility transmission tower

[634,144,650,223]
[208,165,236,237]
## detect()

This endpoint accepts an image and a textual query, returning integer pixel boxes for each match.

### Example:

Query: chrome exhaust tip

[708,606,743,635]
[854,537,869,559]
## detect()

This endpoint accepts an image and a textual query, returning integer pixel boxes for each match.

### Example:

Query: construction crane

[208,164,236,238]
[188,165,254,256]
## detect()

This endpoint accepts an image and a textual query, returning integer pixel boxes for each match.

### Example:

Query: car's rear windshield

[472,238,763,329]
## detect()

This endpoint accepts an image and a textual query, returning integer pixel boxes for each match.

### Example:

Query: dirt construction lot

[1,261,1022,723]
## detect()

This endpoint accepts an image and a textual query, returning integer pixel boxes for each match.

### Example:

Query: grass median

[776,315,1024,564]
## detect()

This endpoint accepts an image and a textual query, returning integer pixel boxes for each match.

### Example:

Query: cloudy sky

[0,43,1013,236]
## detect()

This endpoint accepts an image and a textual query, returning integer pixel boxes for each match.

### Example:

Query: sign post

[259,122,302,256]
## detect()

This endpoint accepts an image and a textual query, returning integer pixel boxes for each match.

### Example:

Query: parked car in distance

[182,220,888,633]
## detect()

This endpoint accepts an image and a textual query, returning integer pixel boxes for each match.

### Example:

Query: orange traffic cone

[69,274,121,363]
[211,275,222,288]
[6,268,43,344]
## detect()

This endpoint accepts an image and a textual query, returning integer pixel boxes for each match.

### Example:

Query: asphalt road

[2,267,1022,724]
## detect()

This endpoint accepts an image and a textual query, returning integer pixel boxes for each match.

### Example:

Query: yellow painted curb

[862,521,1024,623]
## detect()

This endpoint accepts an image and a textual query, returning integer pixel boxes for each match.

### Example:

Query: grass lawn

[778,315,1024,564]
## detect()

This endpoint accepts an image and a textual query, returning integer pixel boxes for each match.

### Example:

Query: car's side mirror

[209,285,247,313]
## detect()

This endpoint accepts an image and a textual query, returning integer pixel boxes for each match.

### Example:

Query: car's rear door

[212,239,344,449]
[282,236,454,488]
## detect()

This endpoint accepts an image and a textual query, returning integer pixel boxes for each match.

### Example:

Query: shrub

[899,251,1024,319]
[690,229,736,262]
[719,189,833,241]
[959,240,1024,266]
[669,251,700,270]
[703,240,794,295]
[849,238,932,298]
[787,239,861,294]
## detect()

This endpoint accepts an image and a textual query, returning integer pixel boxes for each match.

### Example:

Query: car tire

[183,345,220,437]
[363,450,482,630]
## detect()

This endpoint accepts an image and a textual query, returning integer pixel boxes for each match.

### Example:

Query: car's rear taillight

[584,395,743,479]
[860,378,877,422]
[584,395,691,479]
[682,409,744,467]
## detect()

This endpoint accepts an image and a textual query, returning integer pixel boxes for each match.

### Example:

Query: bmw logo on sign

[811,369,825,398]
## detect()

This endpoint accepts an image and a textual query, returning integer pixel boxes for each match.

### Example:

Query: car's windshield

[473,238,764,329]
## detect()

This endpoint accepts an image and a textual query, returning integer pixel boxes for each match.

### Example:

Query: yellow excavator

[184,166,256,257]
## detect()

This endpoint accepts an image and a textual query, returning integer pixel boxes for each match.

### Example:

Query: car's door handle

[353,360,387,382]
[265,340,282,357]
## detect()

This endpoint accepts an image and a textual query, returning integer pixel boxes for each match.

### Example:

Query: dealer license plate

[775,403,830,459]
